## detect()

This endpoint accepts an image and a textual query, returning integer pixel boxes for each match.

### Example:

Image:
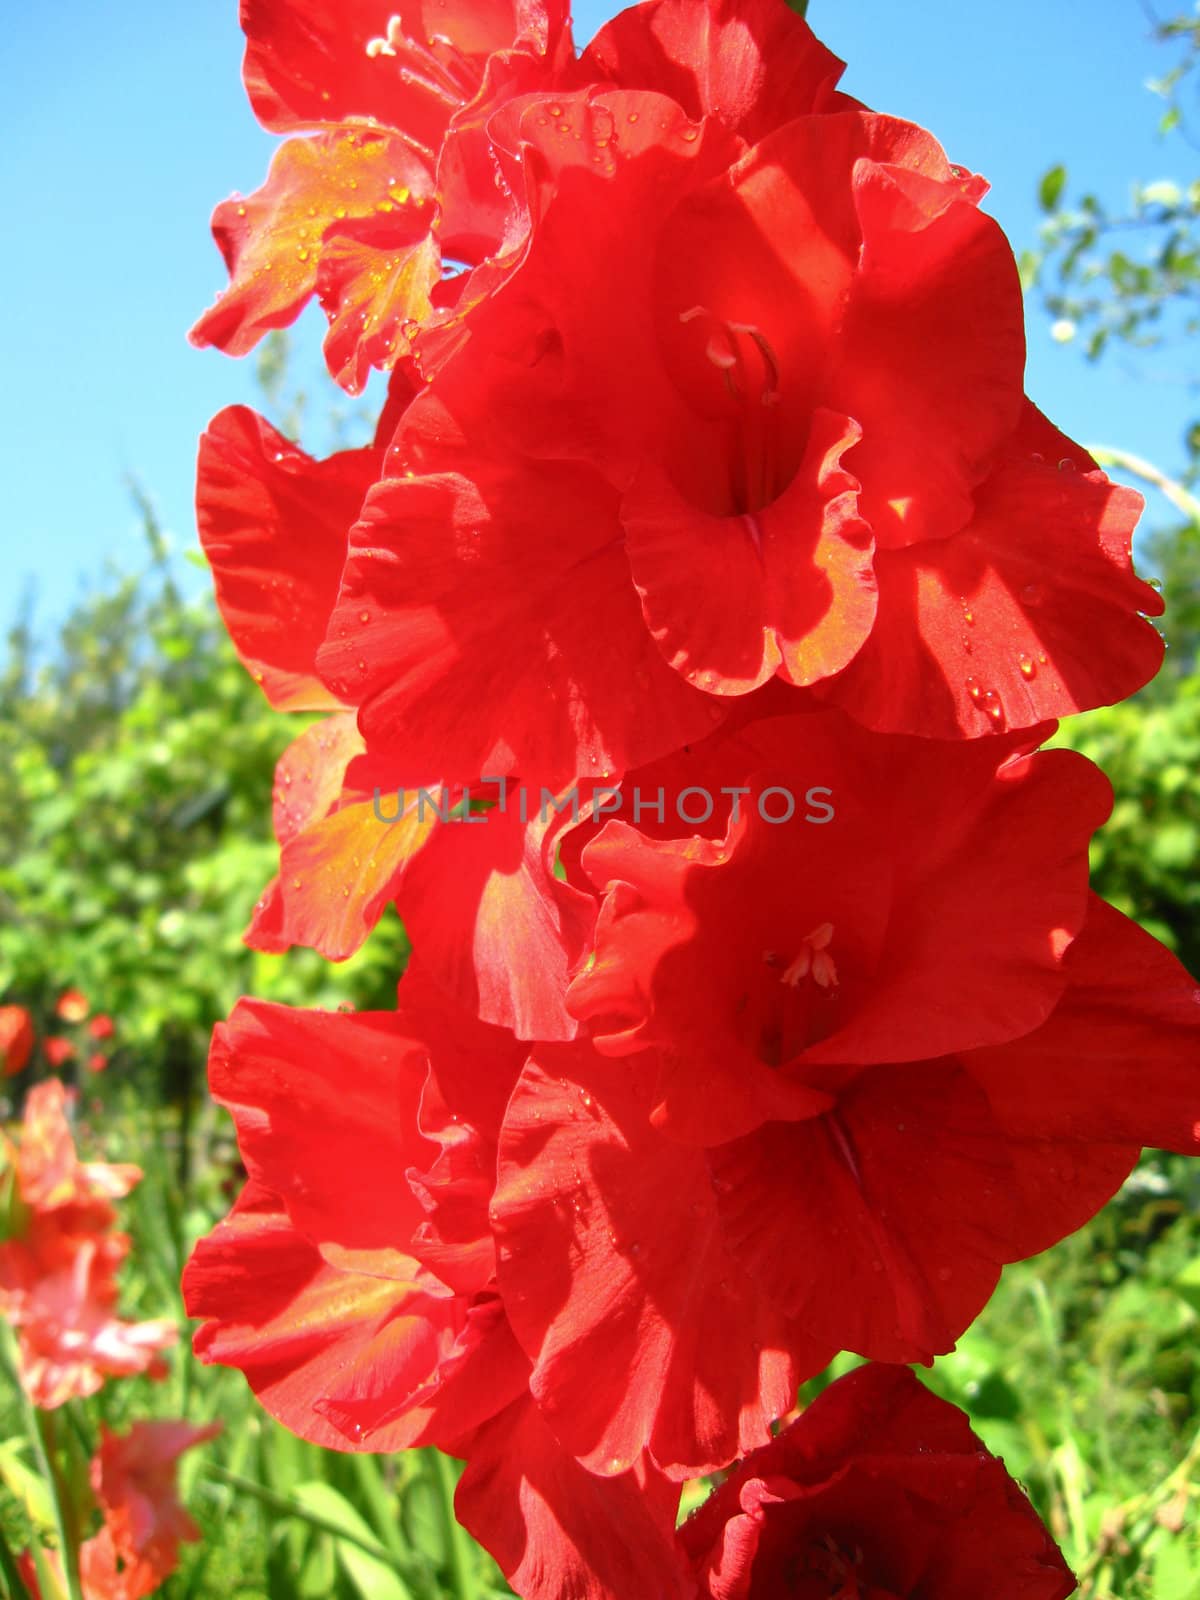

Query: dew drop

[1057,457,1077,472]
[359,610,370,623]
[1018,653,1036,679]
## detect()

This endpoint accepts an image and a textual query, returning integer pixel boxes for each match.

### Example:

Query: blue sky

[2,0,1193,642]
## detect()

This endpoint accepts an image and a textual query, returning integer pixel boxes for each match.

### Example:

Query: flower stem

[0,1323,84,1600]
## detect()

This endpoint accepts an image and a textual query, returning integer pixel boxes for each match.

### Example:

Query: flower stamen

[780,923,837,990]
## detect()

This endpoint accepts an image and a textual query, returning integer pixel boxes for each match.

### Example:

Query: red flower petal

[454,1394,690,1600]
[822,405,1164,735]
[184,1179,454,1452]
[583,0,851,143]
[0,1006,34,1077]
[967,894,1200,1156]
[623,409,877,694]
[196,408,379,709]
[190,132,437,389]
[825,153,1025,548]
[184,996,530,1452]
[493,1046,833,1478]
[240,0,432,133]
[318,440,724,790]
[707,1064,1132,1364]
[205,1000,440,1257]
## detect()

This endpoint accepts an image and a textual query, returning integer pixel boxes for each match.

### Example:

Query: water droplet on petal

[1018,653,1036,679]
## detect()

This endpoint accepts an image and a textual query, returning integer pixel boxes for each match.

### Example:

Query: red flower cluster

[186,1,1200,1594]
[0,1082,176,1408]
[39,990,119,1075]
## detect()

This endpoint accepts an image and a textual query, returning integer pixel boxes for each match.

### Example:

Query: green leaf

[0,1439,56,1530]
[292,1483,414,1600]
[1039,164,1068,212]
[1154,1534,1200,1600]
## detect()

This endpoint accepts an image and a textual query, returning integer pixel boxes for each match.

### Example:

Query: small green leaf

[0,1439,56,1530]
[1039,164,1068,212]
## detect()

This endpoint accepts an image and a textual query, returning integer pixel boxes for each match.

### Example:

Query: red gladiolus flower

[87,1015,115,1041]
[377,85,1159,755]
[56,989,89,1023]
[183,995,690,1600]
[0,1004,34,1076]
[44,1037,75,1067]
[678,1364,1076,1599]
[190,0,575,392]
[567,710,1111,1144]
[184,3,1200,1594]
[79,1420,222,1600]
[9,1080,140,1222]
[0,1083,176,1407]
[19,1421,219,1600]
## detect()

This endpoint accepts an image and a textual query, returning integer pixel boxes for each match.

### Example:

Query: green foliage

[1051,620,1200,976]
